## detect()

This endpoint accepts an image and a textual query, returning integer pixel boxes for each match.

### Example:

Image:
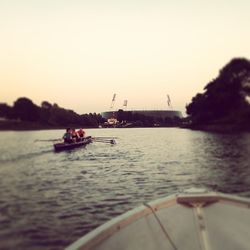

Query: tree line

[116,109,181,127]
[0,97,105,128]
[186,58,250,130]
[0,97,182,129]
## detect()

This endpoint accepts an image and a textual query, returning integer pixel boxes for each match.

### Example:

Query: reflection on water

[202,133,250,193]
[0,128,250,249]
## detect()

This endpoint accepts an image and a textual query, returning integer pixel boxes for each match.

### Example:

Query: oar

[92,138,116,144]
[92,136,118,140]
[34,139,62,142]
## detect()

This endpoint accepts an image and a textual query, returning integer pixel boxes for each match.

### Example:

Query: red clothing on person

[77,129,85,138]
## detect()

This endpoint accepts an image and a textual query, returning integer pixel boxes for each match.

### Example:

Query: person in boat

[77,128,85,139]
[63,128,73,143]
[71,128,80,141]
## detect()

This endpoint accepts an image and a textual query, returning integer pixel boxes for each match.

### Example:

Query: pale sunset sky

[1,0,250,115]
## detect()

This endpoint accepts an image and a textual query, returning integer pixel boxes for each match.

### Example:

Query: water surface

[0,128,250,249]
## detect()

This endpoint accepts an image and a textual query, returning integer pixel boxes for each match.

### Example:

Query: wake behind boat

[66,189,250,250]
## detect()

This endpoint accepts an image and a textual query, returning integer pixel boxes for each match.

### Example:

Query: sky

[1,0,250,115]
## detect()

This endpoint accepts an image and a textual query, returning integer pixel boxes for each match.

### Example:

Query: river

[0,128,250,249]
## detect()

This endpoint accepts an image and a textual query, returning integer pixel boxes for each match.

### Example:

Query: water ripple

[0,128,250,249]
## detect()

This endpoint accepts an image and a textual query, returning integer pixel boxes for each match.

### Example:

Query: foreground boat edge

[66,190,250,250]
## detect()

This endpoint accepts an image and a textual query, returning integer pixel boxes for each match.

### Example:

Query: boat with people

[35,128,116,151]
[54,127,91,152]
[53,127,116,152]
[66,188,250,250]
[53,136,92,152]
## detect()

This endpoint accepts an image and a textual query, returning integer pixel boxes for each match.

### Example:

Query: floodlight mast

[167,94,173,109]
[110,93,116,109]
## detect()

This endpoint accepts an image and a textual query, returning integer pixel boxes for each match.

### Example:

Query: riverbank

[2,119,249,133]
[0,120,96,131]
[0,119,182,131]
[187,123,250,133]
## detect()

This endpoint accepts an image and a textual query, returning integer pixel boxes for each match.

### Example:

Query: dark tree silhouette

[0,103,12,118]
[13,97,40,121]
[186,58,250,125]
[0,97,105,128]
[41,101,52,109]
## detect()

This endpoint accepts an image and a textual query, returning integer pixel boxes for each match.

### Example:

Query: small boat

[54,136,92,152]
[66,188,250,250]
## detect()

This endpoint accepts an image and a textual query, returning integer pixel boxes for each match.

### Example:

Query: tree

[186,58,250,124]
[41,101,52,109]
[13,97,40,121]
[117,109,126,122]
[0,103,12,118]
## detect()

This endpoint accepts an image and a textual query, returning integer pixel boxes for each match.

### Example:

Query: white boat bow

[66,189,250,250]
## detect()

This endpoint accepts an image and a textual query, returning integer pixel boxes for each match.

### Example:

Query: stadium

[101,110,182,120]
[101,94,182,121]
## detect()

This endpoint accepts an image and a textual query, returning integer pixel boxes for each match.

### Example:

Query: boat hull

[54,136,92,152]
[66,189,250,250]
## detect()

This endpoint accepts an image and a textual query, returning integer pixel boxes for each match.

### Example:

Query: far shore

[1,119,249,133]
[0,119,181,131]
[0,120,97,131]
[186,123,250,133]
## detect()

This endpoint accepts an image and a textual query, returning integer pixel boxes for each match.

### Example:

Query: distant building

[103,94,182,121]
[107,117,119,125]
[101,110,182,120]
